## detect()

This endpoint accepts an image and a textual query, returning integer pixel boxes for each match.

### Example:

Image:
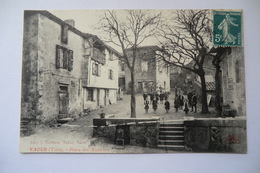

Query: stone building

[124,46,170,94]
[219,47,246,116]
[21,10,120,125]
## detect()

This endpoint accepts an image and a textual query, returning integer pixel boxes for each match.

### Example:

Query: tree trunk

[214,63,222,116]
[199,72,209,113]
[130,71,136,118]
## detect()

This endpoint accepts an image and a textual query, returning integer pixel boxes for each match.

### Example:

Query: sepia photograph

[19,9,246,153]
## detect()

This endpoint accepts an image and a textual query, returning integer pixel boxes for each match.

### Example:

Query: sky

[50,10,170,52]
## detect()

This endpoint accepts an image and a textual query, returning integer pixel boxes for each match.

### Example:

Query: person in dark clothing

[188,92,193,107]
[152,99,158,114]
[183,99,189,114]
[144,99,149,114]
[179,95,184,110]
[191,94,198,113]
[155,93,160,102]
[159,92,164,104]
[143,92,148,101]
[174,97,180,112]
[150,94,154,104]
[164,100,170,113]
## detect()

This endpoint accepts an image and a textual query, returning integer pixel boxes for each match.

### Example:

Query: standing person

[159,92,164,104]
[191,93,198,113]
[179,95,184,110]
[144,99,149,114]
[183,99,189,115]
[152,99,158,114]
[188,91,193,107]
[143,92,148,101]
[174,97,180,112]
[150,93,154,104]
[164,99,170,113]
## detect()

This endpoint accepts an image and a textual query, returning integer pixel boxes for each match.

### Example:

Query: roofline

[24,10,122,56]
[125,45,161,51]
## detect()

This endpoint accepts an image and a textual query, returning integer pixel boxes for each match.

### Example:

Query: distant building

[123,46,170,94]
[21,10,120,126]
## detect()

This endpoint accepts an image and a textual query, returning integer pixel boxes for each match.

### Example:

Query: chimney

[64,19,75,27]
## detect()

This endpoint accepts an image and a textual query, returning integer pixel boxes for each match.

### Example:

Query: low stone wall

[184,118,247,153]
[93,118,159,147]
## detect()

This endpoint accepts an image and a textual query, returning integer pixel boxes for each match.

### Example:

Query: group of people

[174,93,197,114]
[143,91,198,115]
[143,91,170,114]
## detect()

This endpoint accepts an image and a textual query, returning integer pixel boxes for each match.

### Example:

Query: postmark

[213,10,242,47]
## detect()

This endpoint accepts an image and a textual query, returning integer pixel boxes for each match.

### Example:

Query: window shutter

[92,62,95,75]
[56,45,61,68]
[68,50,73,71]
[63,48,68,69]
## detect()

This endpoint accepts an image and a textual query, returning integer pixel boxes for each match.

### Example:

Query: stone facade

[184,119,247,153]
[21,11,120,129]
[124,46,170,94]
[220,47,246,116]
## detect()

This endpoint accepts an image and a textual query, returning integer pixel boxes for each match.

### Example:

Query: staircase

[158,121,185,151]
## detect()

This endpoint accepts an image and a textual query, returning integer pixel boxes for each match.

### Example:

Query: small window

[121,63,125,71]
[109,69,113,80]
[235,60,240,83]
[109,52,114,61]
[87,89,94,101]
[141,60,148,72]
[92,62,101,76]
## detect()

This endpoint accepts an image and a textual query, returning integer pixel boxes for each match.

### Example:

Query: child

[174,97,180,112]
[183,99,189,114]
[152,99,158,114]
[164,100,170,113]
[144,99,149,114]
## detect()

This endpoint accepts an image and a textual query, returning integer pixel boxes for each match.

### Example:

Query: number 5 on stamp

[213,10,242,47]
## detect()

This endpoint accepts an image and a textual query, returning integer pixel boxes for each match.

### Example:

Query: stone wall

[221,47,246,116]
[93,118,159,147]
[184,119,247,153]
[37,13,85,122]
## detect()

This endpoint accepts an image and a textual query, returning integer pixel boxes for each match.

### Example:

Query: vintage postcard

[20,9,246,153]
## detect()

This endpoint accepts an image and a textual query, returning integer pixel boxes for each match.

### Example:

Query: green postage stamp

[213,10,242,47]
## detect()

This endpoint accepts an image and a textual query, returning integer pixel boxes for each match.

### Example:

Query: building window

[92,62,101,76]
[121,63,125,71]
[109,51,114,61]
[141,60,148,72]
[109,69,113,80]
[235,60,240,83]
[61,25,68,44]
[87,89,94,101]
[56,45,73,71]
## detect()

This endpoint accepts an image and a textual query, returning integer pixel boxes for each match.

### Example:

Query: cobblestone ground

[21,93,216,153]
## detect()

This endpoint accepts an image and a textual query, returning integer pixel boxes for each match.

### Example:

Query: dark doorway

[59,85,69,117]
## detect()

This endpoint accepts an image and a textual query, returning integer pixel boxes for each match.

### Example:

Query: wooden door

[59,85,69,116]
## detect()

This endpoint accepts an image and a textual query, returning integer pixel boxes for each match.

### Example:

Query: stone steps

[158,121,185,151]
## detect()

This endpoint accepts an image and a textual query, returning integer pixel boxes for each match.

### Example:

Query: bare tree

[158,10,212,113]
[100,10,161,118]
[209,47,227,116]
